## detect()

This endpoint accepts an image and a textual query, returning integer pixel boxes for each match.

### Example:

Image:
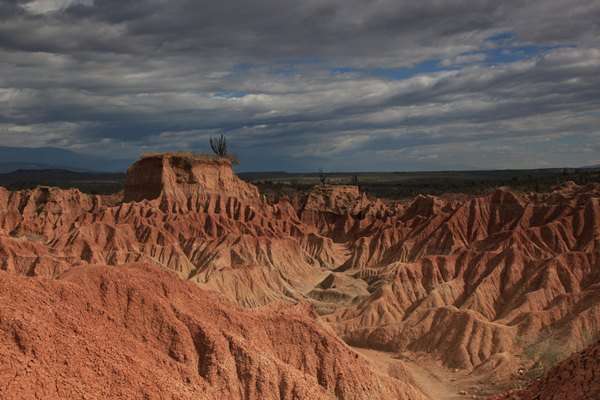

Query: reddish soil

[1,153,599,399]
[0,263,426,400]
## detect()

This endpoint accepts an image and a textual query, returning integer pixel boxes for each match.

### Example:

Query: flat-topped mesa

[123,152,260,205]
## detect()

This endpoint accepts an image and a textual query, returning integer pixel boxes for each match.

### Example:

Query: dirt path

[353,347,486,400]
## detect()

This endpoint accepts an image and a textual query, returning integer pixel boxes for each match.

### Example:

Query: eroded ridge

[1,154,599,399]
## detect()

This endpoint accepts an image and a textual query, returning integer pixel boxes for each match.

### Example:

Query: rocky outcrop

[1,153,600,395]
[124,153,260,207]
[297,184,389,243]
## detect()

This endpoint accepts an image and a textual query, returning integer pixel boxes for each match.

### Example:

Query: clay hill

[1,152,599,399]
[0,264,425,400]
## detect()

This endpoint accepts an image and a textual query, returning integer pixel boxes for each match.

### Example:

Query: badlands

[1,153,599,399]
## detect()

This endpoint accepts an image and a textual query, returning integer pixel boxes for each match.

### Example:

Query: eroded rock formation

[0,264,426,400]
[0,154,341,307]
[1,153,599,399]
[323,185,600,374]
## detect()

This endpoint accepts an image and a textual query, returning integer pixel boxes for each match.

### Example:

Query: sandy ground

[354,347,505,400]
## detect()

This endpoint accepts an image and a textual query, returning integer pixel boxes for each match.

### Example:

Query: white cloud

[22,0,93,14]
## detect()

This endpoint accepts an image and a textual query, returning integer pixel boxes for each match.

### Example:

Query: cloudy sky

[1,0,599,171]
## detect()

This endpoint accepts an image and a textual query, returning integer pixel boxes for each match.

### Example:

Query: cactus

[209,134,228,156]
[318,169,327,185]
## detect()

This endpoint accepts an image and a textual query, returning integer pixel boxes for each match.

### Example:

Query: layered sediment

[1,153,599,399]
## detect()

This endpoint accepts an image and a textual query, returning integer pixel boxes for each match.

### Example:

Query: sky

[1,0,599,171]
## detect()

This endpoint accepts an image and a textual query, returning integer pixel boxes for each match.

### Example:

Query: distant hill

[0,162,64,173]
[238,171,292,180]
[0,169,125,194]
[0,146,132,173]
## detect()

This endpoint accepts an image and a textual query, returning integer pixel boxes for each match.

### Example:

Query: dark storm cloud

[0,0,599,170]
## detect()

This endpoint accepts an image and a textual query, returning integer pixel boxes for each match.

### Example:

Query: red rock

[1,153,600,398]
[0,264,426,400]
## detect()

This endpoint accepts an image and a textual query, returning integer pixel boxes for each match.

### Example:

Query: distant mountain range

[0,162,60,173]
[0,146,132,173]
[0,168,125,194]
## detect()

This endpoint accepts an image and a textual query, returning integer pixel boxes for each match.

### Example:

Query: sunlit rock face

[1,153,600,399]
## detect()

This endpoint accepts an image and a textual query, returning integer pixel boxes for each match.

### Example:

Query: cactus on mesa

[210,134,228,157]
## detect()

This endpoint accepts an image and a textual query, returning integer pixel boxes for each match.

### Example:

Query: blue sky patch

[213,90,247,99]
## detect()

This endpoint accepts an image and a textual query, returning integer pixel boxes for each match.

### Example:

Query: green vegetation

[241,168,600,200]
[0,169,124,195]
[210,134,228,157]
[0,166,598,198]
[522,337,566,379]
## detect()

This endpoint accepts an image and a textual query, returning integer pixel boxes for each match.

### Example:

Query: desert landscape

[1,152,599,399]
[2,0,600,398]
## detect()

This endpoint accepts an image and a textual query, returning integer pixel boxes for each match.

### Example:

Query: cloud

[0,0,599,170]
[21,0,93,15]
